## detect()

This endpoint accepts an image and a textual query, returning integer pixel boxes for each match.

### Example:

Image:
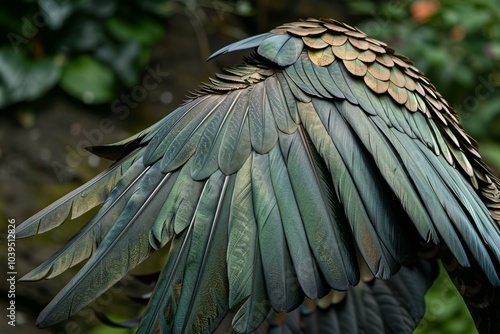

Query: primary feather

[18,18,500,334]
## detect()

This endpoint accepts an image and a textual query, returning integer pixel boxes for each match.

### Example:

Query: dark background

[1,0,499,333]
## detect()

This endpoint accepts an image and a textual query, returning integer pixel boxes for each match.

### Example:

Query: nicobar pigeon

[18,18,500,334]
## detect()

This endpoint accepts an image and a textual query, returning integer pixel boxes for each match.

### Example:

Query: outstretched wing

[17,18,500,334]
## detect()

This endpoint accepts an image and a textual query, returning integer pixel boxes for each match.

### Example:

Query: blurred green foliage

[0,0,171,107]
[0,0,254,109]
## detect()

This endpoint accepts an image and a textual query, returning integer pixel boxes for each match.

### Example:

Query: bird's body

[18,18,500,333]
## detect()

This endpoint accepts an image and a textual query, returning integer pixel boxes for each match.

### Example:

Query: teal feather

[248,82,278,154]
[149,160,205,250]
[413,139,500,283]
[342,70,380,117]
[191,91,244,180]
[138,225,194,333]
[87,125,151,160]
[275,72,300,124]
[268,145,329,299]
[218,90,252,175]
[265,76,297,134]
[227,156,258,307]
[139,173,222,333]
[278,127,358,289]
[252,151,303,311]
[281,70,312,103]
[337,101,450,247]
[428,118,454,165]
[327,60,358,104]
[312,63,345,99]
[313,98,420,262]
[300,99,413,277]
[172,171,230,333]
[285,59,320,97]
[367,113,474,266]
[159,95,226,172]
[232,237,270,333]
[178,177,233,333]
[227,158,271,333]
[298,53,333,98]
[143,96,215,166]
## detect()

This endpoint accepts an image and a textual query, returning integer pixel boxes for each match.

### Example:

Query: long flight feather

[252,151,303,311]
[278,127,358,289]
[268,145,329,299]
[36,163,175,327]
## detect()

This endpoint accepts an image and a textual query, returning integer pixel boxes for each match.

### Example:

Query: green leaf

[60,55,115,104]
[0,47,60,108]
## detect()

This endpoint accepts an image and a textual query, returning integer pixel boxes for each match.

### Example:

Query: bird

[17,18,500,334]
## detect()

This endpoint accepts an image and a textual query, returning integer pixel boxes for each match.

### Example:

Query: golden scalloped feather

[404,76,416,91]
[303,36,329,49]
[375,54,395,67]
[348,37,369,50]
[343,58,368,77]
[390,67,406,87]
[358,50,377,62]
[388,81,408,105]
[320,32,336,45]
[367,43,386,53]
[332,42,359,60]
[396,53,414,65]
[367,63,390,81]
[364,71,390,94]
[392,56,410,68]
[329,34,348,46]
[308,47,336,66]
